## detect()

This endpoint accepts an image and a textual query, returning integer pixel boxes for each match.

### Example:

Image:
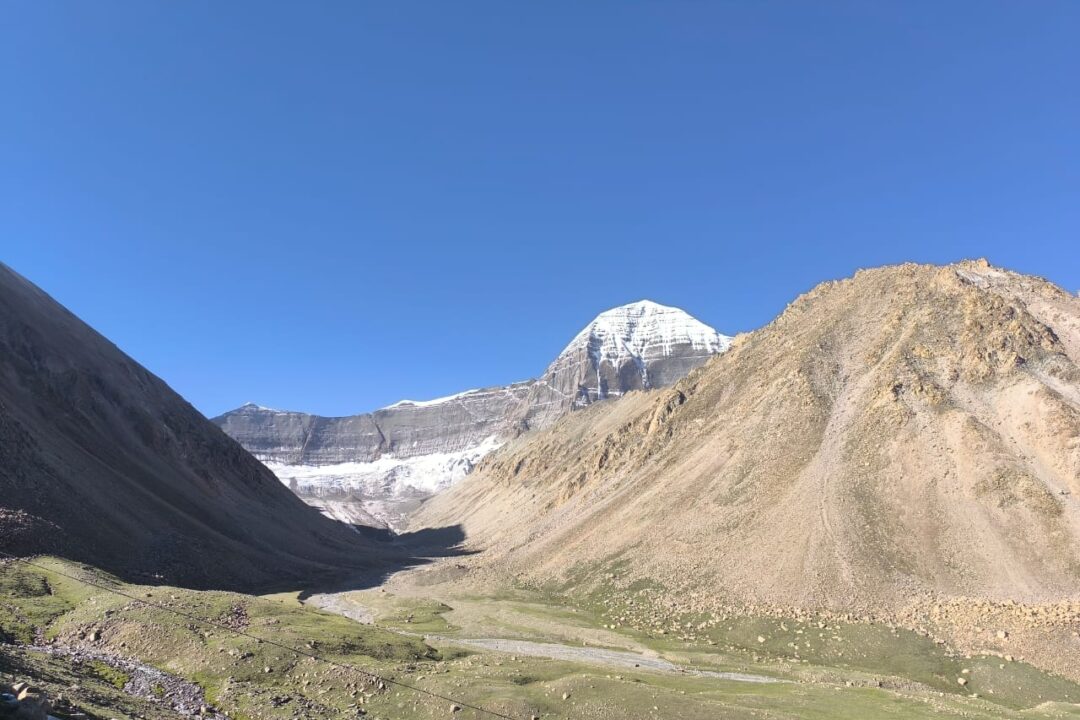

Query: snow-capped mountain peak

[534,300,731,409]
[562,300,731,366]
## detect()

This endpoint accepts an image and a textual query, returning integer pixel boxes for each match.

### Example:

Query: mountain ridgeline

[215,300,730,464]
[213,301,731,527]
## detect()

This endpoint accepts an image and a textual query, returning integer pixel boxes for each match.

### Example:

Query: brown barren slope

[415,261,1080,612]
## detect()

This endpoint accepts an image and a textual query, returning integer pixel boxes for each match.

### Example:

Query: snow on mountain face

[265,436,503,531]
[526,301,732,417]
[384,388,484,409]
[561,300,731,400]
[567,300,730,364]
[267,436,502,497]
[214,299,729,529]
[215,384,533,528]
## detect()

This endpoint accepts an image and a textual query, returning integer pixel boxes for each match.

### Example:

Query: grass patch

[88,659,130,689]
[374,598,455,634]
[0,562,82,643]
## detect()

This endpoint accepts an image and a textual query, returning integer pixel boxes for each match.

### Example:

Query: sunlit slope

[417,260,1080,610]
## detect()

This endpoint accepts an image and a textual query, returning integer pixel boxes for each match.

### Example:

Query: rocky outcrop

[1,681,55,720]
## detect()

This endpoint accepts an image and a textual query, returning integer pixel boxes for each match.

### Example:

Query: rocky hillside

[414,261,1080,615]
[215,301,730,527]
[0,263,376,590]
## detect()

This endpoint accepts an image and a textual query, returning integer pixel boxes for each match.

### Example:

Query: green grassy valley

[5,557,1080,720]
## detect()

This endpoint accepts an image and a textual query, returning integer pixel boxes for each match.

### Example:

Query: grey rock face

[216,406,383,464]
[374,383,535,456]
[216,381,535,465]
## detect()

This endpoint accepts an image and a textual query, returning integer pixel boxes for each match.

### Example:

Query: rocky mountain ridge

[215,301,731,527]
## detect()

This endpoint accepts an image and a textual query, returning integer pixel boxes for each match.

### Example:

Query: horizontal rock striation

[216,382,536,465]
[217,301,730,467]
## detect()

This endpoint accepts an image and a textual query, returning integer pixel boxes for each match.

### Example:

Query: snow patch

[265,435,503,498]
[238,401,284,413]
[382,382,536,411]
[383,388,484,409]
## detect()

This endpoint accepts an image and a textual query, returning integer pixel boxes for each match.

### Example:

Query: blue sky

[3,2,1078,417]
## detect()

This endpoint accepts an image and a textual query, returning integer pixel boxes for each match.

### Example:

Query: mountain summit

[214,300,729,527]
[544,300,732,409]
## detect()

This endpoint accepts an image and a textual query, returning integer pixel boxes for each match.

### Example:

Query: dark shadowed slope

[0,262,392,590]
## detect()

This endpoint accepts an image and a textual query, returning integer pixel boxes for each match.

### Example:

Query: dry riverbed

[300,583,782,685]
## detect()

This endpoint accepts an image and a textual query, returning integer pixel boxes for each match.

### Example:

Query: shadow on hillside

[0,518,473,597]
[0,482,474,596]
[289,523,476,598]
[347,523,468,548]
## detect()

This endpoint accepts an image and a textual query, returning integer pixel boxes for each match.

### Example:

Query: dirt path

[304,592,375,624]
[421,635,781,683]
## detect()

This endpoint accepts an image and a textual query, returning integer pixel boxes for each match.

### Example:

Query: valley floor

[3,555,1080,720]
